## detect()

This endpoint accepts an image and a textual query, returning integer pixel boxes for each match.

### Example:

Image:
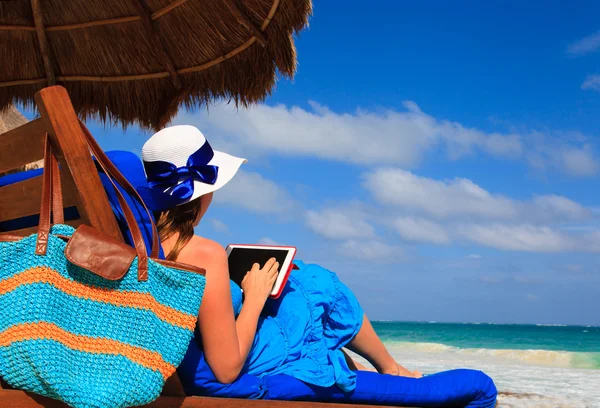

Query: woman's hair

[154,197,202,261]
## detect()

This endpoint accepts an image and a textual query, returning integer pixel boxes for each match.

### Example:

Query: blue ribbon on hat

[139,141,219,211]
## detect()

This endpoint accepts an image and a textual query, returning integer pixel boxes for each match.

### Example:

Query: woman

[140,125,419,387]
[139,126,497,407]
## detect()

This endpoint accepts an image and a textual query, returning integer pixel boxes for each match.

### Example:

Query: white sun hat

[139,125,246,211]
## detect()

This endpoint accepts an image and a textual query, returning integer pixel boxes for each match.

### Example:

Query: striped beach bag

[0,134,206,408]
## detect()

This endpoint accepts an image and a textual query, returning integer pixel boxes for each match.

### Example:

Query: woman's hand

[241,258,279,307]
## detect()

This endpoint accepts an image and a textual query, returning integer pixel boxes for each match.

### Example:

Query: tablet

[226,244,297,299]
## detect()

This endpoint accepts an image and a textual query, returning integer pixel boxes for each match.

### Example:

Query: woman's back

[164,234,244,316]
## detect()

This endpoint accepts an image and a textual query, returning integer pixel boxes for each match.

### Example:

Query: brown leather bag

[37,126,205,280]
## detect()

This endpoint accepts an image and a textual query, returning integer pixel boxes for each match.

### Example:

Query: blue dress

[218,260,363,392]
[178,262,498,407]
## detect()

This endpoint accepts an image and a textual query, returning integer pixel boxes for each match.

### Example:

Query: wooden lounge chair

[0,86,406,407]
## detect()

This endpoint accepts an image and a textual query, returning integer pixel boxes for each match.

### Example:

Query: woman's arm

[188,239,278,383]
[342,349,375,372]
[233,259,280,370]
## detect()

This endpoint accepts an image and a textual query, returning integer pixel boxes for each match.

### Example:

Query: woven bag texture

[0,225,205,408]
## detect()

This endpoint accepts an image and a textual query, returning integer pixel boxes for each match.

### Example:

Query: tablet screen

[227,247,292,287]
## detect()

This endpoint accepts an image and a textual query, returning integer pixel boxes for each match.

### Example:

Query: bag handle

[37,125,205,280]
[78,122,159,259]
[35,134,64,255]
[81,135,151,281]
[80,128,208,279]
[51,150,65,225]
[35,129,151,280]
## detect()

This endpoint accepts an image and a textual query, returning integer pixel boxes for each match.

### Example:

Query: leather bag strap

[76,122,207,280]
[86,139,150,281]
[78,122,159,259]
[80,122,209,279]
[36,134,64,255]
[51,150,64,225]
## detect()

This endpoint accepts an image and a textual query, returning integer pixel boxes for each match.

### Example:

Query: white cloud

[305,208,375,240]
[565,264,583,273]
[257,237,281,245]
[363,168,518,219]
[528,139,599,177]
[530,195,590,221]
[296,170,592,254]
[300,169,597,254]
[567,31,600,56]
[475,275,542,286]
[357,168,597,253]
[582,75,600,92]
[457,224,575,253]
[172,100,600,255]
[362,168,591,222]
[388,217,600,253]
[560,145,599,176]
[479,276,503,284]
[176,100,522,168]
[392,217,450,244]
[215,170,297,214]
[176,101,598,177]
[209,219,229,233]
[337,240,399,262]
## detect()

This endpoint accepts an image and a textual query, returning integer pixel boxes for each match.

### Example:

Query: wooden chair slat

[0,175,79,222]
[0,219,82,237]
[146,396,407,408]
[163,374,186,397]
[0,119,46,174]
[35,87,122,242]
[0,390,409,408]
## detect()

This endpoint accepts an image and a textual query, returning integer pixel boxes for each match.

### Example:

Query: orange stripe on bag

[0,267,197,330]
[0,322,174,379]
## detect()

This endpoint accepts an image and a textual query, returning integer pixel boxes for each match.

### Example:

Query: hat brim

[184,150,246,204]
[138,150,246,211]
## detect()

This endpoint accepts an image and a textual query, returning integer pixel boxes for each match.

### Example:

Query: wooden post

[223,0,267,46]
[34,86,123,242]
[133,0,182,89]
[31,0,56,86]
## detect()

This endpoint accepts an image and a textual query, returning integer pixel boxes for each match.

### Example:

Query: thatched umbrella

[0,0,311,129]
[0,105,43,174]
[0,105,28,134]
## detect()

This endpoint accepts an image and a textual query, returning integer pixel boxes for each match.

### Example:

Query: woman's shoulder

[179,235,228,266]
[189,235,226,254]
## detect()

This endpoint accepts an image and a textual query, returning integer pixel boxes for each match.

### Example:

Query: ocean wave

[382,341,600,369]
[497,392,590,408]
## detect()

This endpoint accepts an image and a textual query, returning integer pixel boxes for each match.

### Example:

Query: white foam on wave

[382,341,599,369]
[347,342,600,408]
[497,392,593,408]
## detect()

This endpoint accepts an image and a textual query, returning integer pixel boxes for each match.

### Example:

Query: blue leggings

[263,369,497,408]
[180,335,497,407]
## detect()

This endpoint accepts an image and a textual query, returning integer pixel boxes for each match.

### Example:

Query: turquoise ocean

[349,322,600,407]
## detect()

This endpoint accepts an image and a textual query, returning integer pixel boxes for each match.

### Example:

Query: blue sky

[89,1,600,325]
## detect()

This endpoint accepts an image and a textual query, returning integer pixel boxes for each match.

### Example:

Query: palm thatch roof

[0,0,311,129]
[0,105,43,174]
[0,105,28,134]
